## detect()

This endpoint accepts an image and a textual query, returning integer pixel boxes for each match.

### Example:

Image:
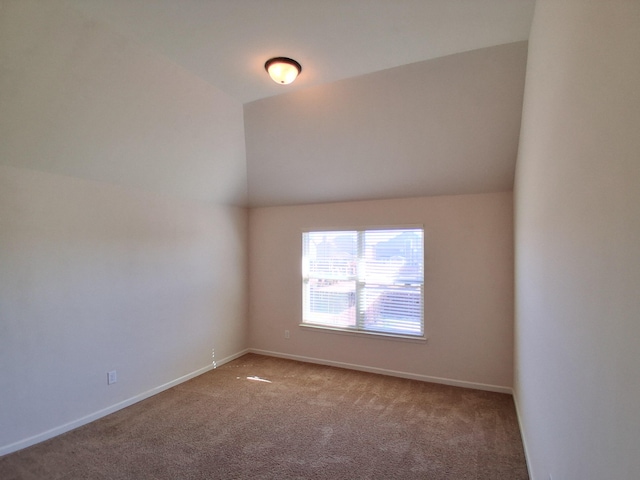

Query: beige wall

[514,1,640,479]
[0,1,248,454]
[249,192,514,390]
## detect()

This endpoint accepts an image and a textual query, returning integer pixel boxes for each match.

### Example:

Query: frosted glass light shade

[265,57,302,85]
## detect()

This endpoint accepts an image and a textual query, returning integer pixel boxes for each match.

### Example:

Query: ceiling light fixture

[264,57,302,85]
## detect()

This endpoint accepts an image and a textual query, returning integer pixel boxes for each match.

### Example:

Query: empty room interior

[1,1,639,479]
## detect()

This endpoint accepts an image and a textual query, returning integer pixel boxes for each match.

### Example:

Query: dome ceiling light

[264,57,302,85]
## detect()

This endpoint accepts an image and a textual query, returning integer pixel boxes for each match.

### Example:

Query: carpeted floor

[0,353,529,479]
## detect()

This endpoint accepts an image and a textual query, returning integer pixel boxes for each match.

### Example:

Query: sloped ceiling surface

[245,42,528,206]
[3,1,535,206]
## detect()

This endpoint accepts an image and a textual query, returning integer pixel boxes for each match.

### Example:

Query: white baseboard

[248,348,513,395]
[0,349,249,457]
[512,390,535,480]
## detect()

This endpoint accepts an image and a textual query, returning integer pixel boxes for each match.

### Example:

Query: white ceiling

[64,0,535,104]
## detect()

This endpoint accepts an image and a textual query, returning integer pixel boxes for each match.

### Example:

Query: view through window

[302,227,424,338]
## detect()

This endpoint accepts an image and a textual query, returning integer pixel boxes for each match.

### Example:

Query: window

[302,227,424,338]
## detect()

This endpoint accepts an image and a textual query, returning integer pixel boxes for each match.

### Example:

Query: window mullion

[356,230,365,331]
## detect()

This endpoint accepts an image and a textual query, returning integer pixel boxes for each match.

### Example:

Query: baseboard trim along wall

[0,349,250,457]
[249,348,513,395]
[511,391,535,480]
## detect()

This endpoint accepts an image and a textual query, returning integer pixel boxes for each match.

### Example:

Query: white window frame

[301,226,425,340]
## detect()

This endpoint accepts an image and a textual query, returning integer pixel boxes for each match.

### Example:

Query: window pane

[361,229,423,285]
[304,231,357,281]
[360,285,422,335]
[304,279,356,328]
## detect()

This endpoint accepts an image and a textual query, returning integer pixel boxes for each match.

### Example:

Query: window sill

[299,323,428,343]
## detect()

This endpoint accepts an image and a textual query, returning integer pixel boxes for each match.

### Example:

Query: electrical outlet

[284,330,290,339]
[107,370,117,385]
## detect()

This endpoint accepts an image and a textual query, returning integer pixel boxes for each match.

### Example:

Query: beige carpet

[0,353,529,479]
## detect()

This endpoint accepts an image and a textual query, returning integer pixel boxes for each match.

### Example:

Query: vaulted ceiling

[2,1,536,206]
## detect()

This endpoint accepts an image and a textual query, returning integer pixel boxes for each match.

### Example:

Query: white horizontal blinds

[359,229,423,335]
[303,228,424,337]
[303,231,357,329]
